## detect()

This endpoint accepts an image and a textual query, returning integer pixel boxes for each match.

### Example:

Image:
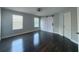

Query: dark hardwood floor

[0,31,78,52]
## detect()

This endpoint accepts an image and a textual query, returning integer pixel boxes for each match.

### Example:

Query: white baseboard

[1,29,39,39]
[70,39,78,45]
[1,30,79,45]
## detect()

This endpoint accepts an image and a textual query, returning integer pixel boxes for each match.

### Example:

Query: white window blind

[12,15,23,30]
[34,17,39,27]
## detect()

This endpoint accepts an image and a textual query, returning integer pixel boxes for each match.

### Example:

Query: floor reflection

[33,33,40,47]
[11,38,23,52]
[0,31,78,52]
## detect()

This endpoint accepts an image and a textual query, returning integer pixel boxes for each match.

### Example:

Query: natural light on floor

[11,38,23,52]
[33,33,40,47]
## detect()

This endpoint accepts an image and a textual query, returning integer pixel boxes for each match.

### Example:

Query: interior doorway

[64,12,71,40]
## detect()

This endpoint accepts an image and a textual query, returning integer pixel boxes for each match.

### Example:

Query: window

[12,15,23,30]
[34,17,39,27]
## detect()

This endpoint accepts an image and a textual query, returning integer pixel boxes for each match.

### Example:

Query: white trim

[1,29,78,45]
[58,34,78,44]
[1,29,39,39]
[71,40,79,44]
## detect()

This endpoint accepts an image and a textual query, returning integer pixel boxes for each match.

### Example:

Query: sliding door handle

[76,32,79,34]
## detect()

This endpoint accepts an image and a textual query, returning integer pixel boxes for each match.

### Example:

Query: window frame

[12,14,23,30]
[34,17,40,28]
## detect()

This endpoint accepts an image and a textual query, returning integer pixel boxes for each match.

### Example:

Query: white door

[64,12,71,39]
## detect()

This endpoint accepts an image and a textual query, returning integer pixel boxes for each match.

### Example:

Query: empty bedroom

[0,7,78,52]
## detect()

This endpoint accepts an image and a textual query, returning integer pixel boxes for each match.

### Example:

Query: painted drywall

[64,12,71,40]
[1,8,78,44]
[53,13,59,34]
[71,8,78,44]
[0,8,1,40]
[58,13,64,36]
[53,7,78,44]
[1,8,39,39]
[77,7,79,51]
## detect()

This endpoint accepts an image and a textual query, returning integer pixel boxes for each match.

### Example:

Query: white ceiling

[4,7,69,16]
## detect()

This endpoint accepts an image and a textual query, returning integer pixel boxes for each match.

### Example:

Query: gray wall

[77,8,79,51]
[53,13,59,34]
[0,8,1,40]
[1,8,39,38]
[53,7,78,44]
[58,13,64,36]
[1,8,78,44]
[71,8,78,44]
